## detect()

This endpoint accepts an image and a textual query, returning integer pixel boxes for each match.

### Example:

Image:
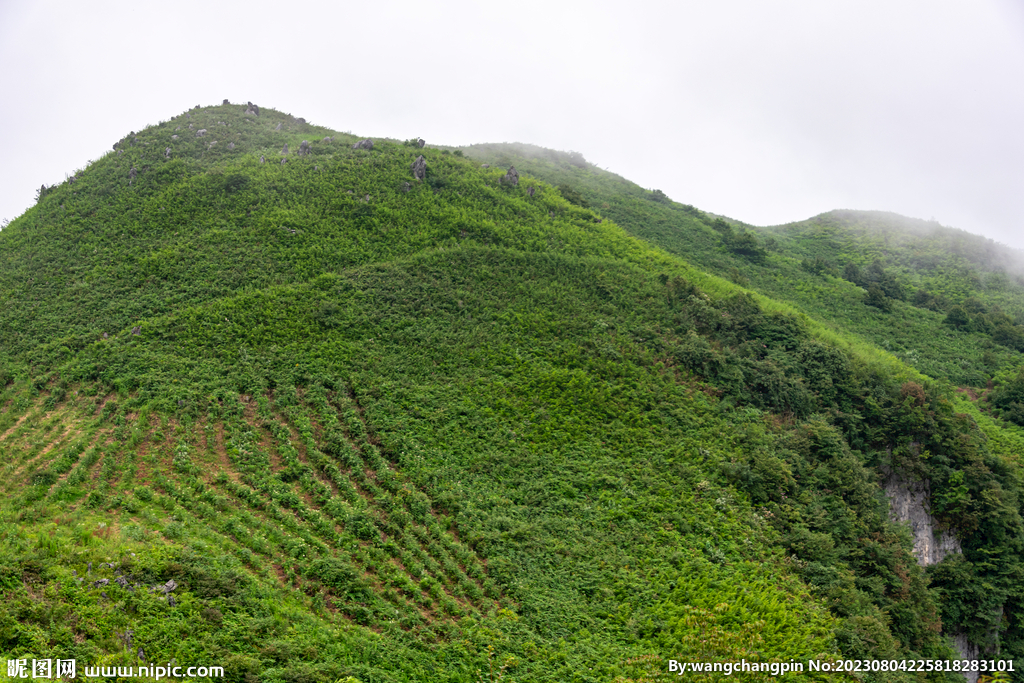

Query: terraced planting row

[2,383,505,636]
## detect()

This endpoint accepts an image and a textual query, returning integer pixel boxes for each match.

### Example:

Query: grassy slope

[458,143,1024,387]
[1,107,1022,682]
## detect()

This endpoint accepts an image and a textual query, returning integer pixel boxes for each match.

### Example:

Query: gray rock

[260,155,265,164]
[102,332,108,339]
[174,126,181,131]
[322,137,333,143]
[128,166,137,181]
[167,595,176,607]
[275,122,282,130]
[131,326,141,336]
[171,134,178,140]
[164,147,171,159]
[245,101,259,116]
[352,139,374,150]
[93,579,109,587]
[417,138,425,148]
[163,579,178,593]
[281,158,287,165]
[222,99,230,105]
[138,648,145,661]
[282,143,288,155]
[402,182,411,193]
[411,155,426,180]
[527,186,535,197]
[227,142,235,150]
[115,576,129,588]
[298,140,311,156]
[501,166,519,186]
[196,129,207,137]
[480,164,489,168]
[884,469,961,566]
[294,117,306,124]
[952,633,980,682]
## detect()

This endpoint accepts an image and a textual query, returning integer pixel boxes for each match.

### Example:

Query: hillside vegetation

[1,104,1022,682]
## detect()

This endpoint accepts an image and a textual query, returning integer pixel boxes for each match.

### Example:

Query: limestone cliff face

[884,470,979,681]
[952,634,980,683]
[883,471,961,566]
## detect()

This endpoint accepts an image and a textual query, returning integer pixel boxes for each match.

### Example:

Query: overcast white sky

[1,0,1023,247]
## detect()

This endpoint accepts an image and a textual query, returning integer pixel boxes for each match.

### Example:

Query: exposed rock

[501,166,519,186]
[883,470,961,566]
[260,155,265,164]
[527,186,535,197]
[222,99,230,105]
[227,142,235,150]
[952,633,980,683]
[174,126,181,131]
[294,117,306,124]
[298,140,311,156]
[93,579,109,587]
[275,122,282,130]
[402,182,411,193]
[411,155,427,180]
[281,143,289,155]
[244,101,259,116]
[188,123,193,129]
[128,166,137,182]
[117,150,123,156]
[480,164,489,168]
[131,326,141,336]
[138,648,145,661]
[281,158,287,165]
[102,332,108,339]
[163,579,178,593]
[417,138,425,148]
[322,137,333,143]
[171,134,178,140]
[196,129,207,137]
[352,139,374,150]
[164,147,171,159]
[167,595,176,607]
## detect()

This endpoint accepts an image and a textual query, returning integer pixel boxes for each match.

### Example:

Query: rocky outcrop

[416,138,425,148]
[352,139,374,150]
[244,101,259,116]
[281,143,289,155]
[196,129,207,137]
[298,140,311,157]
[527,186,535,197]
[883,470,961,566]
[952,634,980,683]
[222,99,230,105]
[501,166,519,186]
[411,155,426,180]
[275,123,282,131]
[164,147,171,159]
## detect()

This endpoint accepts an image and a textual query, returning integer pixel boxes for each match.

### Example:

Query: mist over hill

[1,103,1022,683]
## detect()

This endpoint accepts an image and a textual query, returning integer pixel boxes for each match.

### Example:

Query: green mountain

[1,104,1022,683]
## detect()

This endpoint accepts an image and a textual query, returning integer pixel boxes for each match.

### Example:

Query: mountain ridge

[1,102,1022,683]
